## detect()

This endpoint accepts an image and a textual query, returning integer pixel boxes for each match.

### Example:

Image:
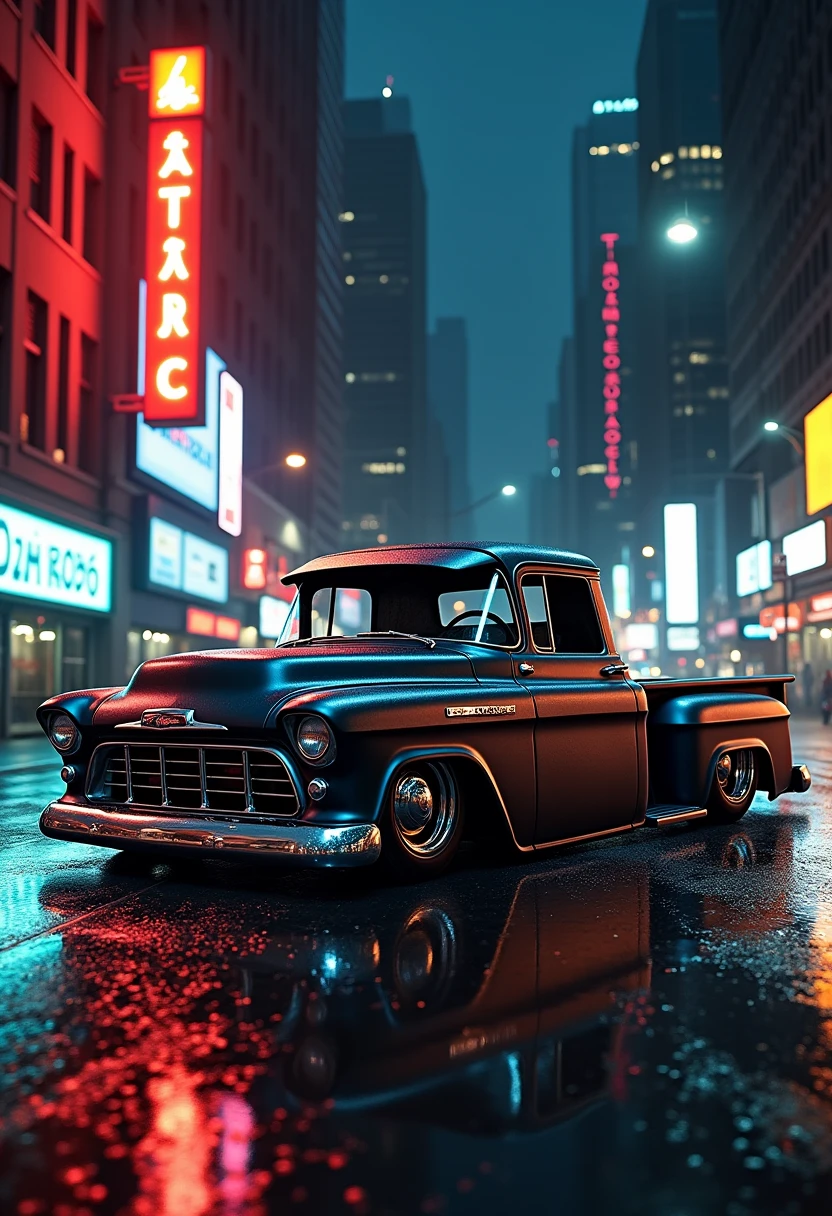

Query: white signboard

[664,503,699,624]
[667,626,700,651]
[148,517,228,604]
[624,622,658,650]
[148,518,182,590]
[136,338,224,510]
[183,532,228,603]
[0,501,112,612]
[736,540,772,597]
[783,519,827,576]
[259,595,291,639]
[218,371,243,537]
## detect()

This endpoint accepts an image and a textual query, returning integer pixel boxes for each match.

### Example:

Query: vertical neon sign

[600,232,622,498]
[144,47,207,426]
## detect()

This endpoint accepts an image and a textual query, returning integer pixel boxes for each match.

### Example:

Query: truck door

[514,572,641,845]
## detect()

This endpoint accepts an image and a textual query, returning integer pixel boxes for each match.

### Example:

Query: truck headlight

[296,715,332,762]
[49,712,80,754]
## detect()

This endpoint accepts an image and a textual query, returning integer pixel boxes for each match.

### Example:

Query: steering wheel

[442,610,511,644]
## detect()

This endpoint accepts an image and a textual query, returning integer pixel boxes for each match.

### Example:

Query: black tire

[379,760,464,882]
[706,748,758,823]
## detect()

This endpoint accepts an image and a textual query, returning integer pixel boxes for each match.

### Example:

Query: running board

[645,805,708,826]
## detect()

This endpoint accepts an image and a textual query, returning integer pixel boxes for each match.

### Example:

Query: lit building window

[361,461,406,475]
[689,352,711,364]
[345,275,355,285]
[338,210,355,222]
[707,448,717,459]
[345,372,356,383]
[660,152,674,165]
[379,274,389,283]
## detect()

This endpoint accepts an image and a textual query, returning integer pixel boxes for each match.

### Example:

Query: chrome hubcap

[392,763,458,858]
[716,749,755,805]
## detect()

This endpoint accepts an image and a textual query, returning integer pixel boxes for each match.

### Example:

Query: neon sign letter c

[156,356,188,401]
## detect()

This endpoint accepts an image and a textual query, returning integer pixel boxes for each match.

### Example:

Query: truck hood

[93,642,476,731]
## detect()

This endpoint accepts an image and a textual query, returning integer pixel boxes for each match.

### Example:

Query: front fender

[36,687,123,732]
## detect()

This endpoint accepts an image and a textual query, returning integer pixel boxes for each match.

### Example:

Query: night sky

[346,0,648,539]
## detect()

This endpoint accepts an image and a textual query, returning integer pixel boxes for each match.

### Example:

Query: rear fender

[647,693,793,806]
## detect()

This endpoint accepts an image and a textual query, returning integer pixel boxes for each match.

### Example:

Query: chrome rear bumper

[39,801,381,868]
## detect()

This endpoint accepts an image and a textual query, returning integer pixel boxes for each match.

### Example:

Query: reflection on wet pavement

[1,723,832,1214]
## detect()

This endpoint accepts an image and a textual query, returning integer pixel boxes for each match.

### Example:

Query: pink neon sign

[600,232,622,498]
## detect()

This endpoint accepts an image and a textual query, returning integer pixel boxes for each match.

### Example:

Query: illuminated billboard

[0,502,112,613]
[148,517,228,604]
[736,540,772,597]
[664,503,699,624]
[805,392,832,516]
[783,519,827,576]
[144,47,207,426]
[136,342,223,510]
[218,372,243,536]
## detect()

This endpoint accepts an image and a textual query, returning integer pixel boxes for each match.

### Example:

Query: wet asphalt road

[1,723,831,1216]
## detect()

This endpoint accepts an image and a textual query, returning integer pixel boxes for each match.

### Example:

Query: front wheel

[380,761,463,881]
[706,749,758,823]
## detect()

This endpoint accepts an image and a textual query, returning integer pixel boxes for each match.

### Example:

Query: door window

[521,575,605,654]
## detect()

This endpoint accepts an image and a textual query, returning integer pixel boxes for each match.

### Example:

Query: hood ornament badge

[115,708,227,731]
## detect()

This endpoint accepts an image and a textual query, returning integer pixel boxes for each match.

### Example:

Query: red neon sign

[144,47,206,426]
[600,232,622,499]
[186,606,241,641]
[242,548,268,590]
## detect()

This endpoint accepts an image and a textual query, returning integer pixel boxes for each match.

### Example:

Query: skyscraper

[341,95,428,546]
[560,100,639,580]
[428,318,469,537]
[635,0,728,630]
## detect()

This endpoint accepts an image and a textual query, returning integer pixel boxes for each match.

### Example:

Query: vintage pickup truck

[38,542,811,880]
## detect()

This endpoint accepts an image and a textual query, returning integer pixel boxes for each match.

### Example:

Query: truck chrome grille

[89,744,300,817]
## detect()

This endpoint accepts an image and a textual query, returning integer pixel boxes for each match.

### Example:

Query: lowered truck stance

[38,542,811,881]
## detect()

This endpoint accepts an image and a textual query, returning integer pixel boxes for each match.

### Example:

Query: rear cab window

[520,574,606,654]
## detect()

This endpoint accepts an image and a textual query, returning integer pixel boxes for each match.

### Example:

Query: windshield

[277,567,520,648]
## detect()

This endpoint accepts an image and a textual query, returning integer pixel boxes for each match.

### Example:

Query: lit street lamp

[763,421,804,457]
[451,484,517,520]
[666,217,698,244]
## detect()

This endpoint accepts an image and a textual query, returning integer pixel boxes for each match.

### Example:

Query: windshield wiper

[357,631,436,649]
[278,631,437,650]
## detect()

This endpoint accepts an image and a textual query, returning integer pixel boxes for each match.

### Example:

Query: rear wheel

[706,748,758,822]
[380,761,463,881]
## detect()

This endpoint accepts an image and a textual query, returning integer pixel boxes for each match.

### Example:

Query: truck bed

[636,673,793,713]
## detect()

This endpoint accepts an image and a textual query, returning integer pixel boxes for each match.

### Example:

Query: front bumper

[39,801,381,868]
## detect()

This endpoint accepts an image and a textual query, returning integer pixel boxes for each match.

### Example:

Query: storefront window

[9,617,87,735]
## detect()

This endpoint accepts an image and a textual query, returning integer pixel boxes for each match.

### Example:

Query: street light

[285,453,307,469]
[451,484,517,519]
[667,217,698,244]
[762,421,804,457]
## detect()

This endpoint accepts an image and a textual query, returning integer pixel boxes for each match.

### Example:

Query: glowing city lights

[286,453,307,469]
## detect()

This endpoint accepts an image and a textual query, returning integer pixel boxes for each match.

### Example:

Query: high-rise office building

[719,0,832,677]
[561,101,639,580]
[341,95,428,546]
[635,0,728,630]
[428,318,469,538]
